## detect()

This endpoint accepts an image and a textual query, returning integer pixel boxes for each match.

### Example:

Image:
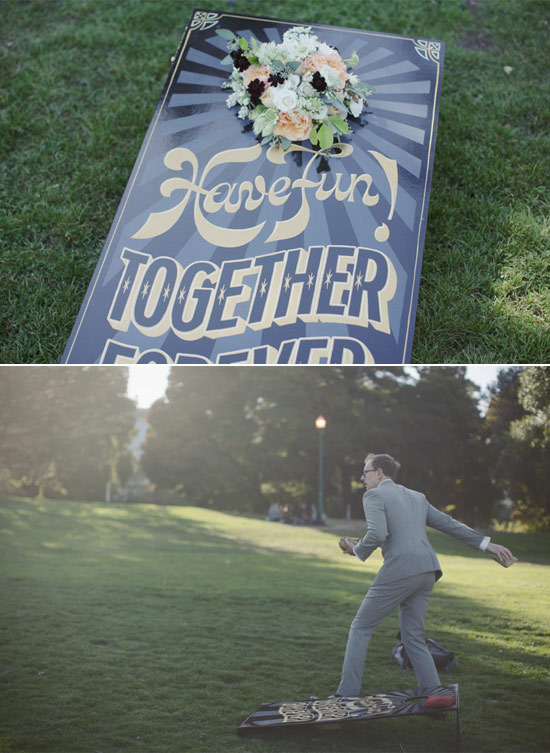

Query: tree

[512,366,550,448]
[394,367,497,526]
[0,367,136,500]
[485,366,550,530]
[142,368,263,511]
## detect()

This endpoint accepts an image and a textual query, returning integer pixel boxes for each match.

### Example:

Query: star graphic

[324,270,333,288]
[260,278,268,297]
[284,274,292,291]
[141,281,150,299]
[122,278,130,294]
[307,273,315,290]
[218,285,226,304]
[355,273,363,290]
[178,287,187,304]
[163,284,171,302]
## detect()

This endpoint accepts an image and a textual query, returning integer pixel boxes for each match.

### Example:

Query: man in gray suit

[336,452,515,697]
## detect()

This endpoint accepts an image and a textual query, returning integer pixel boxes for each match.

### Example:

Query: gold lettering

[133,142,398,248]
[268,176,292,206]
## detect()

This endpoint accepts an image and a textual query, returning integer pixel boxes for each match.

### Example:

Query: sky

[126,364,503,410]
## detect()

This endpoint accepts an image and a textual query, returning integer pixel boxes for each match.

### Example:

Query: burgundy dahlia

[268,73,285,87]
[231,50,250,72]
[311,71,327,92]
[246,78,266,105]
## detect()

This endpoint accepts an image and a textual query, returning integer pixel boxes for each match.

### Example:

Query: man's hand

[339,537,359,556]
[487,542,518,567]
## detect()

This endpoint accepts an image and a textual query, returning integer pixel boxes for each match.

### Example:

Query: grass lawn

[1,497,549,753]
[1,0,549,363]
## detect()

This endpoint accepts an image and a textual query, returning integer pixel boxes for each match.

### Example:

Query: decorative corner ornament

[190,11,221,32]
[414,40,442,62]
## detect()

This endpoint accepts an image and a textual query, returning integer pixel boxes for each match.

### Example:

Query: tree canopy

[2,365,548,529]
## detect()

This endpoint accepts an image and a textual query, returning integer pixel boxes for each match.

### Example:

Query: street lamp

[315,415,326,525]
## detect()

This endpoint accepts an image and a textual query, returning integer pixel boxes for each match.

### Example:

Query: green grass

[1,0,549,362]
[1,496,549,752]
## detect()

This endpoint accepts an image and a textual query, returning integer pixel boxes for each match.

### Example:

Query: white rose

[299,81,315,98]
[349,99,363,117]
[272,86,298,113]
[261,88,275,108]
[286,74,300,90]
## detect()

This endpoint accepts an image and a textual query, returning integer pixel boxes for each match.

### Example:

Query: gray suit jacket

[354,479,485,585]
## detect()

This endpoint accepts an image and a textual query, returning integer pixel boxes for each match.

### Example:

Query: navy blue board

[237,684,460,751]
[62,9,445,364]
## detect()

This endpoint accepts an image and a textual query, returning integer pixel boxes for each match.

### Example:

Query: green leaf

[251,37,259,53]
[309,125,319,146]
[328,97,348,115]
[238,37,249,51]
[287,61,300,71]
[281,137,292,150]
[215,28,237,41]
[319,123,334,150]
[329,117,350,134]
[247,54,260,65]
[261,136,272,145]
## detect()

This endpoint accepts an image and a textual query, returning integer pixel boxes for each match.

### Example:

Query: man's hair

[365,453,401,480]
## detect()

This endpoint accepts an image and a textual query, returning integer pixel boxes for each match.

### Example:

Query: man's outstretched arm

[426,499,516,565]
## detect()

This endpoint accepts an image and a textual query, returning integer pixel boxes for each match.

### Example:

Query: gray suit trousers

[337,571,440,696]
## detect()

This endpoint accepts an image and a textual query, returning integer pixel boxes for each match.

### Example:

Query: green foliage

[1,497,549,753]
[141,366,505,524]
[215,28,237,41]
[486,368,550,529]
[0,367,135,501]
[329,117,351,134]
[1,0,549,361]
[511,367,550,448]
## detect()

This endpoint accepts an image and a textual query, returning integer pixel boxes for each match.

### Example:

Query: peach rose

[243,64,270,87]
[273,110,312,141]
[301,52,348,89]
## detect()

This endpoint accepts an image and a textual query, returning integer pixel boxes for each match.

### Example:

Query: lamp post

[315,415,326,525]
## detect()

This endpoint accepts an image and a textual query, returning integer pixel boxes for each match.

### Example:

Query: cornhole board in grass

[238,684,460,751]
[62,8,445,365]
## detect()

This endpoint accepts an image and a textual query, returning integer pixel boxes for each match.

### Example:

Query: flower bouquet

[218,25,374,151]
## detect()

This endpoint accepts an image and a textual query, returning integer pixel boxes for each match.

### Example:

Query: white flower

[261,88,275,108]
[257,41,280,66]
[318,42,336,55]
[319,64,343,90]
[226,92,239,108]
[303,97,328,119]
[238,106,249,119]
[348,73,359,85]
[298,81,315,98]
[349,99,363,117]
[283,35,318,60]
[272,86,298,112]
[285,74,300,90]
[250,107,278,137]
[283,26,312,40]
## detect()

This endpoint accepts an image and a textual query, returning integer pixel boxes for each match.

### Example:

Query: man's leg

[399,571,440,690]
[337,576,422,696]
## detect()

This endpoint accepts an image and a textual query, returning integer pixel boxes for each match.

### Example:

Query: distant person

[335,452,516,697]
[267,502,281,521]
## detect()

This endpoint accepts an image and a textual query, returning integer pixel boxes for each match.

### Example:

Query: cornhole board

[62,8,445,364]
[238,683,460,751]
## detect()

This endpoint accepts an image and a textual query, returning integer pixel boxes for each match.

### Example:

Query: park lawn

[1,0,549,363]
[1,497,549,753]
